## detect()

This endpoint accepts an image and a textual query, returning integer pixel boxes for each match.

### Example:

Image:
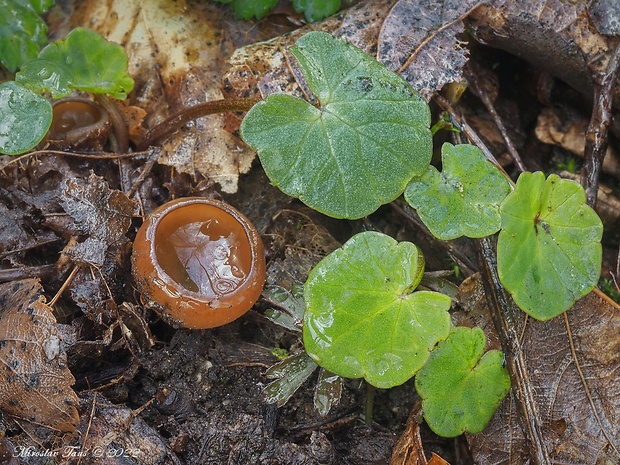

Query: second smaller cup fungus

[43,97,112,150]
[132,197,266,329]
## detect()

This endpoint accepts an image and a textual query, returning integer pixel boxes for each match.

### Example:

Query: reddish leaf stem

[137,97,262,151]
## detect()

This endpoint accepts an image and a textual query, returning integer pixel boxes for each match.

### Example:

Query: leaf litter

[457,274,620,464]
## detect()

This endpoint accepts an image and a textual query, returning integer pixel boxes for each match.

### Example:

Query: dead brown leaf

[60,172,135,268]
[58,0,256,193]
[63,392,181,465]
[458,275,620,464]
[467,1,619,106]
[0,279,79,432]
[378,0,483,100]
[391,405,430,465]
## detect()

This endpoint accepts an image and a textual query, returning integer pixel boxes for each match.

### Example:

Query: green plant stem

[364,383,375,425]
[137,97,262,151]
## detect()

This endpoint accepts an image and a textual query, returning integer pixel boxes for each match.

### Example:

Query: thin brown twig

[49,264,81,308]
[77,392,98,465]
[126,148,160,199]
[582,40,620,206]
[476,237,551,465]
[464,63,527,172]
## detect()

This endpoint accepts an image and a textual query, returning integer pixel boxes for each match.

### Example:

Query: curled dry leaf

[457,274,620,465]
[390,405,429,465]
[467,1,619,105]
[0,279,79,432]
[60,0,256,193]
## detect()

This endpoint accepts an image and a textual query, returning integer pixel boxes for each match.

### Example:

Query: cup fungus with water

[43,97,112,150]
[131,197,266,329]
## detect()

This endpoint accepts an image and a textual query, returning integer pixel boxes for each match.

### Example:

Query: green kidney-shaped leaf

[0,0,54,72]
[0,82,52,155]
[16,27,134,99]
[303,231,452,389]
[405,143,512,240]
[415,326,510,437]
[241,31,432,219]
[498,172,603,320]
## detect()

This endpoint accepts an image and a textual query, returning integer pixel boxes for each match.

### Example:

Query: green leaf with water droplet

[241,31,432,219]
[0,0,54,72]
[262,283,305,333]
[415,326,510,437]
[16,27,134,99]
[314,368,342,415]
[405,143,512,240]
[264,352,318,407]
[0,82,52,155]
[303,231,452,389]
[498,172,603,320]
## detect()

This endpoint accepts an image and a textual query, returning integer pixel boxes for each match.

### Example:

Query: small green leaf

[405,143,512,240]
[415,326,510,437]
[292,0,341,22]
[241,31,432,219]
[264,352,318,407]
[0,0,54,72]
[262,283,305,332]
[314,368,342,415]
[498,172,603,320]
[0,81,52,155]
[16,27,134,99]
[303,231,452,389]
[213,0,278,20]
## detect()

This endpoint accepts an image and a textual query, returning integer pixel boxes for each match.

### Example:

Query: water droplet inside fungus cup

[132,197,266,329]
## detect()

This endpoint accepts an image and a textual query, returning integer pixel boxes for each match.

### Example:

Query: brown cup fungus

[132,197,266,329]
[43,97,112,150]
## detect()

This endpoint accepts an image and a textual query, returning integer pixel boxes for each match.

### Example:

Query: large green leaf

[498,172,603,320]
[0,0,54,72]
[241,31,432,219]
[16,27,134,99]
[0,82,52,155]
[303,231,452,388]
[415,326,510,437]
[405,143,512,240]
